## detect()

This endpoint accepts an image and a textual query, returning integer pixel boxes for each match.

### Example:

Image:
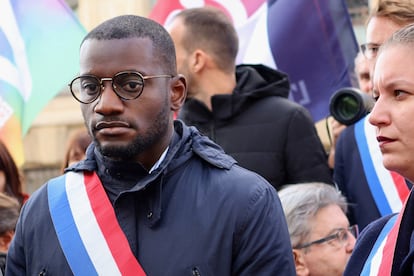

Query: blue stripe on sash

[361,214,398,275]
[47,176,98,276]
[355,119,392,215]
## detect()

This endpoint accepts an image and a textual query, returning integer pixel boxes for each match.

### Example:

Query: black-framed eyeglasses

[360,43,381,60]
[295,224,359,249]
[69,71,173,104]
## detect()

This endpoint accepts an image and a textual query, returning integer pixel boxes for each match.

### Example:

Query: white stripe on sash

[360,214,398,275]
[369,237,387,275]
[363,117,402,212]
[65,172,122,275]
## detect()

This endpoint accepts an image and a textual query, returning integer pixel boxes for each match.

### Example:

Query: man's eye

[120,81,143,92]
[82,82,99,94]
[371,47,379,53]
[360,73,370,81]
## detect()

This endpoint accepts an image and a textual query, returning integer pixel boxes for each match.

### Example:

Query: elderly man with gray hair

[279,183,358,276]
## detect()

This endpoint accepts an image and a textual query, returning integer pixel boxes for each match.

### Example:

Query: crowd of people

[2,0,414,275]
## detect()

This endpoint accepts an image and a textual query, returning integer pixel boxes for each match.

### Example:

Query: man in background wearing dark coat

[167,7,333,190]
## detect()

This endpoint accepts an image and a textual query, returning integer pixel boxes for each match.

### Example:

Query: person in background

[167,7,333,190]
[345,22,414,276]
[334,0,414,230]
[354,51,371,94]
[6,14,295,275]
[279,183,357,276]
[0,193,20,275]
[326,119,347,169]
[0,141,28,206]
[60,127,92,173]
[326,50,371,169]
[329,49,372,144]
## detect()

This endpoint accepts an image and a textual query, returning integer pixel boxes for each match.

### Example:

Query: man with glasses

[6,15,295,275]
[360,43,381,61]
[279,182,357,276]
[354,51,371,94]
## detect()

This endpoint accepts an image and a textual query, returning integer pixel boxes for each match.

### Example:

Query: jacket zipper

[192,267,201,276]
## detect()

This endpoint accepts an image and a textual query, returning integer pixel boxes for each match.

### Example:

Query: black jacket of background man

[179,64,333,190]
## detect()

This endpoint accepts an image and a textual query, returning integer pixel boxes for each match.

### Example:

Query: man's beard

[95,99,171,160]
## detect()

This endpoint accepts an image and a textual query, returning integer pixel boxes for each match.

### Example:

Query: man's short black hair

[83,14,177,73]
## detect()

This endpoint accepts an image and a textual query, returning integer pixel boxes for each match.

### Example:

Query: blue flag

[266,0,358,121]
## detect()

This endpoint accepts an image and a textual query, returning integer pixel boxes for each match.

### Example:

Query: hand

[328,118,347,169]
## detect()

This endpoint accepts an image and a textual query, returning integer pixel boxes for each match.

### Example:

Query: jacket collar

[66,121,237,227]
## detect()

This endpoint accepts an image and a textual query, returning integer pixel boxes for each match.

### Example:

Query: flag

[150,0,358,122]
[0,0,86,166]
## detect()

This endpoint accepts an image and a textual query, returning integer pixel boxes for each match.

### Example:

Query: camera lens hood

[329,87,374,126]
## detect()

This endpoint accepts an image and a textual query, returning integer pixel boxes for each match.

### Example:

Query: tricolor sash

[360,188,414,275]
[47,171,146,276]
[355,116,410,215]
[360,214,399,275]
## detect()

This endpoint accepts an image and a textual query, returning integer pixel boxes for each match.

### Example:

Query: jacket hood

[179,64,290,121]
[234,64,290,99]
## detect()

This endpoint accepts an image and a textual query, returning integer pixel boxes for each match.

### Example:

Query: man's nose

[93,80,124,114]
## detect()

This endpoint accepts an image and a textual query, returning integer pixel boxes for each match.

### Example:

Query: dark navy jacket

[6,121,295,276]
[344,214,396,275]
[345,190,414,275]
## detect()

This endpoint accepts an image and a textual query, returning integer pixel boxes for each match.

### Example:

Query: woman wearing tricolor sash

[334,0,414,232]
[5,14,295,276]
[344,22,414,276]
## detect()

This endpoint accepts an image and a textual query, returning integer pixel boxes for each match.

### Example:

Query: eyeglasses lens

[338,225,358,247]
[113,72,144,98]
[361,43,380,60]
[70,76,101,104]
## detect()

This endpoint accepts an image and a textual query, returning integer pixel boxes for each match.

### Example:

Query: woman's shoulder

[344,213,398,275]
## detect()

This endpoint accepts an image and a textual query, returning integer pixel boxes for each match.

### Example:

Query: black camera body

[329,87,375,126]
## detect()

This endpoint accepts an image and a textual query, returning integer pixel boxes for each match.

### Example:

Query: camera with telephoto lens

[329,87,375,126]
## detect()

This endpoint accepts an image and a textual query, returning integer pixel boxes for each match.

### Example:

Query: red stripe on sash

[84,172,146,276]
[377,217,401,275]
[377,190,409,275]
[391,171,410,202]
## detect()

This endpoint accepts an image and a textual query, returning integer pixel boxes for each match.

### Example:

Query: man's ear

[293,249,310,276]
[192,49,207,73]
[170,74,187,112]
